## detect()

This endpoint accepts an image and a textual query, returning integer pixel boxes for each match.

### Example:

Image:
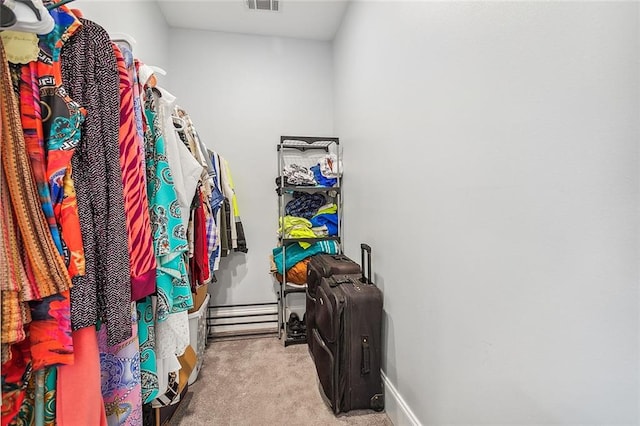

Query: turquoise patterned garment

[136,87,193,404]
[142,88,193,317]
[136,298,157,404]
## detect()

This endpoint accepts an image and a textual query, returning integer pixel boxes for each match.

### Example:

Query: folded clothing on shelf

[279,216,315,248]
[283,164,316,186]
[311,164,337,187]
[315,203,336,215]
[310,213,338,236]
[273,258,310,285]
[319,153,341,179]
[312,226,329,237]
[272,240,340,274]
[285,192,326,220]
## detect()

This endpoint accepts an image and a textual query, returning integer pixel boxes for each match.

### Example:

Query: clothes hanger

[172,116,186,131]
[0,4,17,28]
[149,65,167,77]
[2,0,54,34]
[15,0,40,20]
[111,32,136,51]
[146,65,167,90]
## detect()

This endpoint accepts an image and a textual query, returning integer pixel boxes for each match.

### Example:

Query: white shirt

[156,87,203,230]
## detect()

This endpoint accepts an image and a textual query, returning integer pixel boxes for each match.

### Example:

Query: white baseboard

[207,304,278,336]
[382,371,421,426]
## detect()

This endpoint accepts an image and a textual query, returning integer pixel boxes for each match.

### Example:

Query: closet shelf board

[278,136,338,151]
[280,185,340,194]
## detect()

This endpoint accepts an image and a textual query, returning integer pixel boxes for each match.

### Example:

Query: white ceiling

[157,0,349,41]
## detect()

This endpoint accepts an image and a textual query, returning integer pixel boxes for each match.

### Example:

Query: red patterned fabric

[112,44,156,301]
[190,193,210,288]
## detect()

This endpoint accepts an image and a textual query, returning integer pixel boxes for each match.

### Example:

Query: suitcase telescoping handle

[360,243,372,284]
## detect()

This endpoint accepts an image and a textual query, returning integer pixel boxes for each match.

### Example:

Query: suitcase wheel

[371,394,385,412]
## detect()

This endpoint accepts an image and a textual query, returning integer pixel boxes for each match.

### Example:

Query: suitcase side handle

[361,335,371,375]
[360,243,372,284]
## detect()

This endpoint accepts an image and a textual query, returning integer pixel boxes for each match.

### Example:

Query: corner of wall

[152,0,171,29]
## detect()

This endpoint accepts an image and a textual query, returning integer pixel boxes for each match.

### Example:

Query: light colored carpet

[172,336,393,425]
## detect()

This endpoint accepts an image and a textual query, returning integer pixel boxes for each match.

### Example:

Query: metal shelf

[278,136,339,151]
[280,185,340,193]
[284,336,307,347]
[276,135,343,345]
[283,283,307,295]
[276,185,339,196]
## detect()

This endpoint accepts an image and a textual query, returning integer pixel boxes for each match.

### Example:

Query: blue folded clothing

[310,213,338,236]
[285,192,326,220]
[310,165,337,187]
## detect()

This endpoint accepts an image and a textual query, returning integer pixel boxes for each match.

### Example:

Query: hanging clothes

[25,2,91,372]
[219,156,248,253]
[0,40,68,426]
[98,304,143,426]
[11,57,71,302]
[208,151,225,272]
[135,297,158,404]
[170,107,214,285]
[120,45,148,181]
[141,85,193,317]
[1,85,31,360]
[153,86,203,231]
[136,75,193,403]
[60,16,132,346]
[152,307,189,407]
[36,19,86,282]
[15,62,65,274]
[112,44,157,301]
[1,342,31,425]
[144,84,195,401]
[2,7,96,422]
[3,5,250,423]
[56,327,108,426]
[190,191,210,288]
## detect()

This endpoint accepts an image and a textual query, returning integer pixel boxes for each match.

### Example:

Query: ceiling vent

[245,0,279,11]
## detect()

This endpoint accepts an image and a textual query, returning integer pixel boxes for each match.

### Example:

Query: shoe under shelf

[283,323,307,347]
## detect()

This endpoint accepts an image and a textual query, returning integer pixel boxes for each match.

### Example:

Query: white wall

[73,0,170,82]
[168,29,334,306]
[333,2,639,425]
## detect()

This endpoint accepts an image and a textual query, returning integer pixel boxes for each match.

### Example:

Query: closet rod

[46,0,75,11]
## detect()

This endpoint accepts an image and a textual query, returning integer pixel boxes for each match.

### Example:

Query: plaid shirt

[206,201,217,255]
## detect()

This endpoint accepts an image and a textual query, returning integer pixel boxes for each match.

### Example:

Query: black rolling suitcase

[311,244,384,414]
[306,253,360,355]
